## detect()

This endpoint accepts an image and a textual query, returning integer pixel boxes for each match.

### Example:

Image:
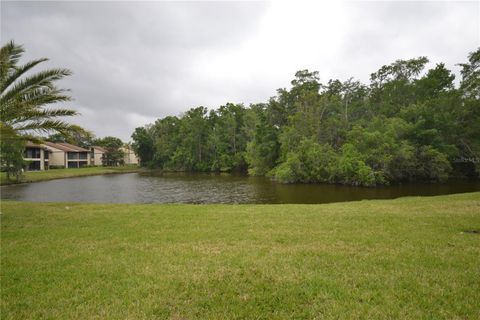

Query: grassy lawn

[1,193,479,319]
[0,166,142,185]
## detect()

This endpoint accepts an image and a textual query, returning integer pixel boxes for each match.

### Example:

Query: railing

[67,152,88,160]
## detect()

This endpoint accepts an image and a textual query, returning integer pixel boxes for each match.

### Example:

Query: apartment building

[44,142,90,168]
[24,142,50,171]
[121,145,139,165]
[90,146,107,166]
[23,141,139,171]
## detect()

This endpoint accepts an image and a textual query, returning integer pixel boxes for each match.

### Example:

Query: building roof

[91,146,107,153]
[25,141,49,150]
[45,141,89,152]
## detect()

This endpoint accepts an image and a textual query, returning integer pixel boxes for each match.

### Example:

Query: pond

[1,172,479,204]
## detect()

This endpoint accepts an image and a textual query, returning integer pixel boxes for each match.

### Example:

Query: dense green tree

[151,117,180,169]
[334,143,377,186]
[209,103,248,171]
[272,139,337,183]
[370,56,429,115]
[131,126,155,167]
[245,106,280,175]
[457,48,480,174]
[458,48,480,100]
[169,107,210,171]
[0,137,24,181]
[132,49,479,186]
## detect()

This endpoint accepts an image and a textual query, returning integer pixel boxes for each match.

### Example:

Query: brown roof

[25,141,48,149]
[45,141,89,152]
[58,142,89,152]
[91,146,107,153]
[26,141,41,147]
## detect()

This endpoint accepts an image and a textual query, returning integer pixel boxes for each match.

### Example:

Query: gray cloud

[1,1,478,141]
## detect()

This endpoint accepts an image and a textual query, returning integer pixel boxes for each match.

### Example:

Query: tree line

[132,49,480,186]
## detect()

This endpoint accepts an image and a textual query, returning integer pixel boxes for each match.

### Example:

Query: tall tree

[458,48,480,100]
[457,48,480,174]
[132,126,155,167]
[172,107,210,171]
[209,103,247,171]
[152,117,180,168]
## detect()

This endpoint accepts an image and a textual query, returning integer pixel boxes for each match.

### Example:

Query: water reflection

[1,172,479,204]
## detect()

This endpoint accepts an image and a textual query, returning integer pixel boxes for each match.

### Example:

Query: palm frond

[0,123,19,142]
[0,41,77,144]
[0,68,72,105]
[12,108,78,125]
[0,41,24,85]
[1,88,73,123]
[0,41,24,66]
[20,87,72,105]
[13,119,78,135]
[0,58,48,93]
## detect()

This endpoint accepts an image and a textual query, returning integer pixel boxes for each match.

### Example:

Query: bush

[414,146,451,181]
[0,139,25,181]
[272,139,337,183]
[48,165,65,169]
[272,153,302,183]
[334,144,378,187]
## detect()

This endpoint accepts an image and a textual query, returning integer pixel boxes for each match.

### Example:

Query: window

[67,152,78,160]
[78,152,88,160]
[27,161,41,171]
[24,148,41,159]
[68,161,79,168]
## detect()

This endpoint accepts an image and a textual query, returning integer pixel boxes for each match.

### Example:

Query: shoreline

[0,166,144,186]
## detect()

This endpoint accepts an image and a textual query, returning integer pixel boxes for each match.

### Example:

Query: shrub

[48,165,65,169]
[272,139,337,183]
[334,144,378,187]
[415,146,451,181]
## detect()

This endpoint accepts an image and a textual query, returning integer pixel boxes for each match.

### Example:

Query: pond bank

[0,166,143,185]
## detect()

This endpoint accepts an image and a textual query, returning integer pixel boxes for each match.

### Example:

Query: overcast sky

[2,1,479,141]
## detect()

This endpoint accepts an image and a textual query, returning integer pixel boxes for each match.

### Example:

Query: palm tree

[1,40,78,179]
[1,40,78,140]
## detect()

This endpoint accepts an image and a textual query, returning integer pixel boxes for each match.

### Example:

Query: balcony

[24,148,41,159]
[67,152,88,161]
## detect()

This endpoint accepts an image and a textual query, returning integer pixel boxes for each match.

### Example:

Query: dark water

[1,172,479,204]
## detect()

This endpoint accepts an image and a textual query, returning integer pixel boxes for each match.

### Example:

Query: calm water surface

[1,172,479,204]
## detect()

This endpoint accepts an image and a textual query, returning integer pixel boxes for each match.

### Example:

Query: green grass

[1,193,480,319]
[0,166,142,185]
